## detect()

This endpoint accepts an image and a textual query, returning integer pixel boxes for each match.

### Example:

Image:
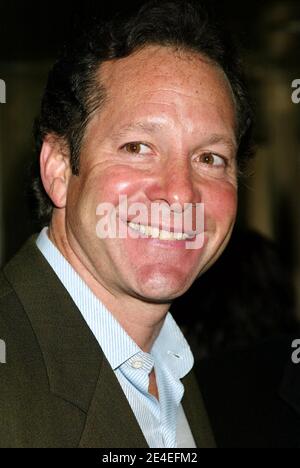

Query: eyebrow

[202,133,238,153]
[111,121,164,139]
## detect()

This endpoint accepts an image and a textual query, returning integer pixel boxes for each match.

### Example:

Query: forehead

[89,45,237,143]
[99,45,236,111]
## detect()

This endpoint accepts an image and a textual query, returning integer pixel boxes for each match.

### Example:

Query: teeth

[159,229,172,240]
[128,222,190,241]
[150,227,160,238]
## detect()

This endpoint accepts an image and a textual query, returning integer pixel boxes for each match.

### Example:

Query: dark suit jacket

[196,336,300,448]
[0,236,216,448]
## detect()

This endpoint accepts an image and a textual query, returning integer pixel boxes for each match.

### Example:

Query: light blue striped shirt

[36,228,196,448]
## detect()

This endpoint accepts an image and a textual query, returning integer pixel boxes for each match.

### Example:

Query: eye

[198,152,227,168]
[122,142,151,155]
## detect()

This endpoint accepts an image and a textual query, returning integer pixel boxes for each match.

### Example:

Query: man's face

[64,46,238,302]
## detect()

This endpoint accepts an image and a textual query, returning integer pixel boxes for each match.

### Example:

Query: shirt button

[168,351,181,359]
[131,360,143,369]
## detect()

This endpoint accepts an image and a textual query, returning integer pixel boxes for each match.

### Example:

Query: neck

[47,219,170,352]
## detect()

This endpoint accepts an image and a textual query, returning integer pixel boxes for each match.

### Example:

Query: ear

[40,135,72,209]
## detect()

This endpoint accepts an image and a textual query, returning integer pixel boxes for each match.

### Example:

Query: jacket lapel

[79,356,148,448]
[3,236,148,447]
[182,371,216,448]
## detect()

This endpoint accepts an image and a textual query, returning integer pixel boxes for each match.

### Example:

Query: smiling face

[54,46,238,303]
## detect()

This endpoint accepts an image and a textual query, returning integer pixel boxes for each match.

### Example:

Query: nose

[148,159,200,209]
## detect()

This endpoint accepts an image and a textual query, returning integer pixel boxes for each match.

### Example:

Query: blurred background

[0,0,299,354]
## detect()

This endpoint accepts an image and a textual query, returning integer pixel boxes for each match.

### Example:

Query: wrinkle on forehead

[99,45,235,106]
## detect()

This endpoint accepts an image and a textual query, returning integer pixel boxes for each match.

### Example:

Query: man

[0,0,252,448]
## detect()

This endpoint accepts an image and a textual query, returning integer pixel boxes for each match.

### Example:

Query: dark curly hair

[31,0,254,225]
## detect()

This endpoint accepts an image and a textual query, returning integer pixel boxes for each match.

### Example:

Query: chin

[137,289,187,305]
[134,274,194,304]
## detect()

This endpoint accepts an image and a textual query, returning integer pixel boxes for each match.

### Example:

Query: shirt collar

[152,313,194,380]
[36,228,194,377]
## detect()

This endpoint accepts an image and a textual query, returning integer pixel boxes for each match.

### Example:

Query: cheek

[93,166,148,202]
[67,167,138,212]
[97,168,140,204]
[203,182,238,228]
